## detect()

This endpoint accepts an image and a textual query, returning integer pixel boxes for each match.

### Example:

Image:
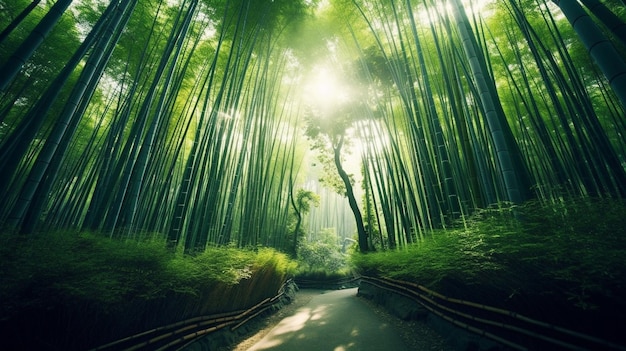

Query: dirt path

[229,288,450,351]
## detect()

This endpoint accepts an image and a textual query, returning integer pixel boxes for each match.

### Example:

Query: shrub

[0,230,299,350]
[0,230,297,318]
[352,198,626,310]
[297,228,348,274]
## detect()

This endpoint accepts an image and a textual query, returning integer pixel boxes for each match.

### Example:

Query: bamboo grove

[0,0,625,254]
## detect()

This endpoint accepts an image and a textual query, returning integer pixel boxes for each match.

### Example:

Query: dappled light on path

[246,288,407,351]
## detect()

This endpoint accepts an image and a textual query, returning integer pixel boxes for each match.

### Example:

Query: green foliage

[352,229,480,286]
[352,198,626,311]
[1,231,170,309]
[166,246,254,295]
[0,230,297,319]
[251,247,298,278]
[297,228,348,273]
[310,145,350,195]
[295,268,352,281]
[296,189,320,214]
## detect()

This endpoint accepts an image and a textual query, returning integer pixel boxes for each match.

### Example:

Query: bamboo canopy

[0,0,625,252]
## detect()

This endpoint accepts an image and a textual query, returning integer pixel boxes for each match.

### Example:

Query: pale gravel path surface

[219,289,322,351]
[223,288,451,351]
[245,288,409,351]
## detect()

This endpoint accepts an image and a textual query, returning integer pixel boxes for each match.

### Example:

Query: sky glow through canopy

[303,65,351,112]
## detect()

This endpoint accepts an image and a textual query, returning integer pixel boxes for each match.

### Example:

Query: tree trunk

[578,0,626,47]
[0,0,43,44]
[122,0,196,233]
[450,0,528,204]
[289,187,302,258]
[405,0,459,220]
[552,0,626,109]
[5,0,133,231]
[0,0,73,91]
[333,135,368,253]
[0,0,119,202]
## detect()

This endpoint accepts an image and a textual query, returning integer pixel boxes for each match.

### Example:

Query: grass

[351,197,626,341]
[0,231,294,309]
[0,230,296,349]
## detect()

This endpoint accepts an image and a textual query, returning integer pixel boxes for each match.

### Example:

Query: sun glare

[303,65,350,110]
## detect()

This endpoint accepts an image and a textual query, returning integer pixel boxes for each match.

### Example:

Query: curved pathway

[246,288,409,351]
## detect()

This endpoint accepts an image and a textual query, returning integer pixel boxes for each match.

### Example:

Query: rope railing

[361,277,527,350]
[360,276,626,351]
[89,279,292,351]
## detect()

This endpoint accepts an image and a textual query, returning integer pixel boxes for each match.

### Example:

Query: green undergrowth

[0,230,297,321]
[295,267,353,281]
[294,227,351,281]
[352,197,626,313]
[0,230,298,349]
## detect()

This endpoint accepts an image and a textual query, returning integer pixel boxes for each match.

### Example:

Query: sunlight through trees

[1,0,625,253]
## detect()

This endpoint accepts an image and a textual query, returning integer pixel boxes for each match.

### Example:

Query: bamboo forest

[1,0,626,350]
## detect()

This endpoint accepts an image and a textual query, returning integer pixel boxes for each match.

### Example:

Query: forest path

[245,288,410,351]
